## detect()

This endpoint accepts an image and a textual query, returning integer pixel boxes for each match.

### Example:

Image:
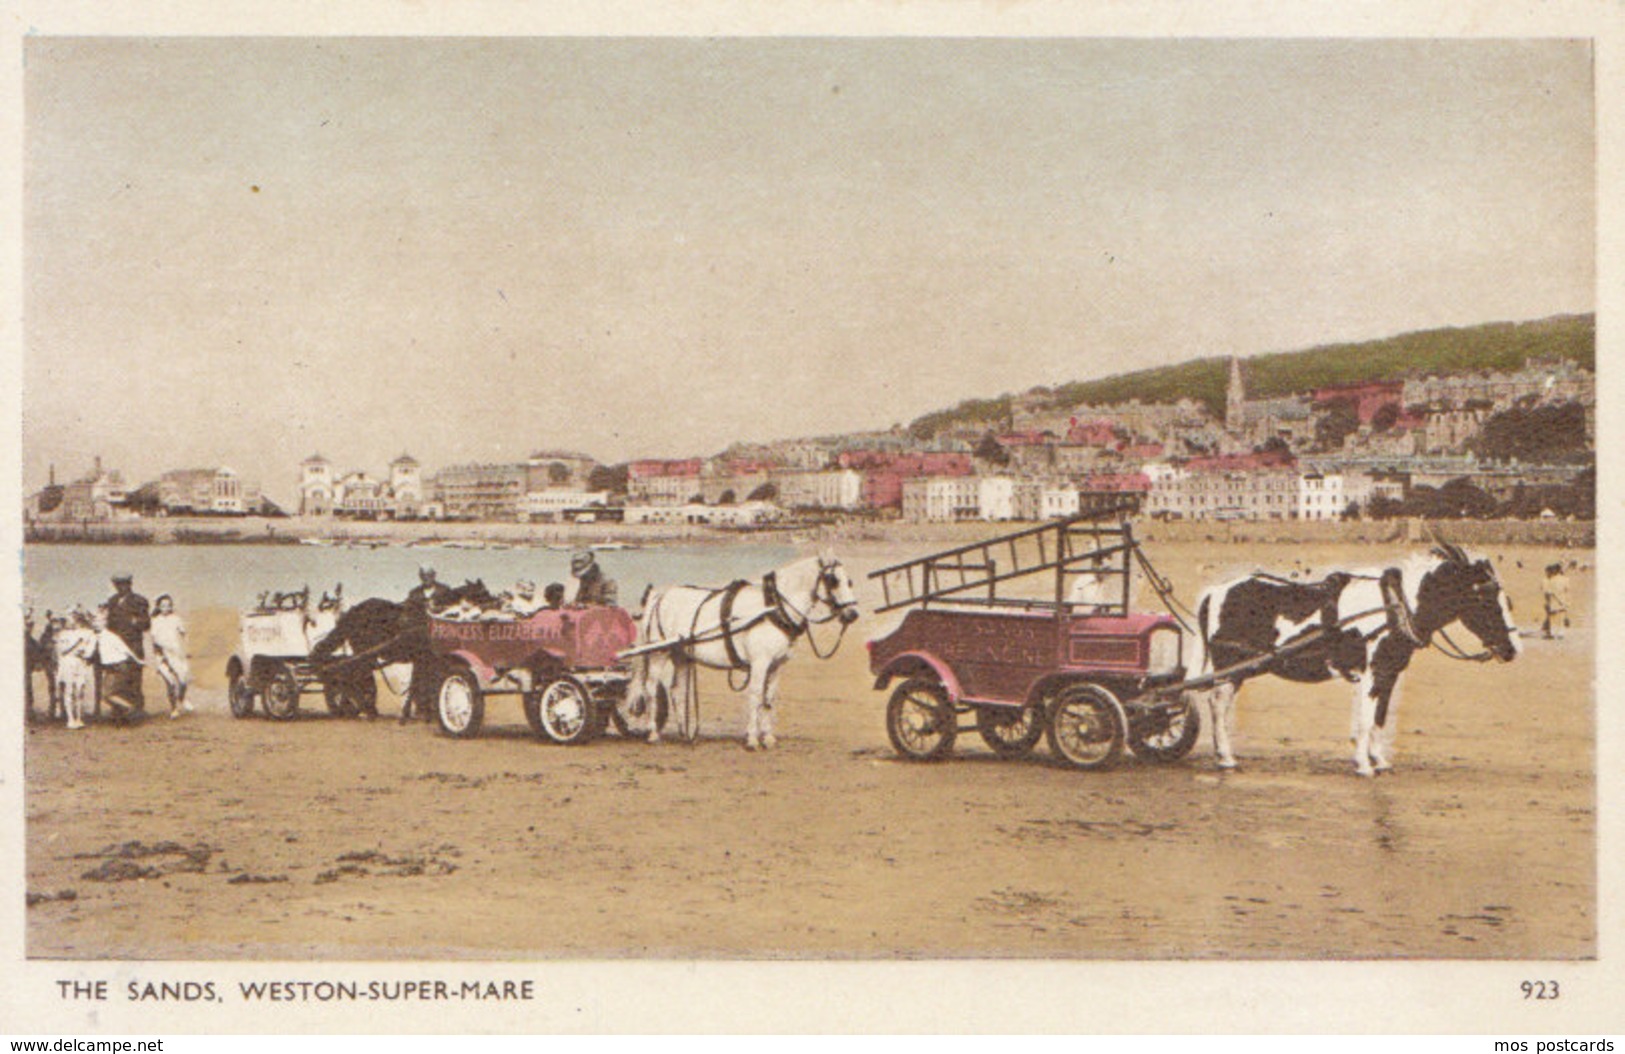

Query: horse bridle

[766,558,856,659]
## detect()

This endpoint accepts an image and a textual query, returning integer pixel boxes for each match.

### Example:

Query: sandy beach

[23,539,1594,959]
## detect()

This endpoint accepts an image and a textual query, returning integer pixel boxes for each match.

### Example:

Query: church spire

[1226,355,1247,431]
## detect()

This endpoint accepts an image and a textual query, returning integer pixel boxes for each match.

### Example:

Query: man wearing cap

[570,551,617,606]
[104,574,151,716]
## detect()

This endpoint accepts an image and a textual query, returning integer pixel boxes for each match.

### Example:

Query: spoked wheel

[1046,683,1127,771]
[1128,695,1201,762]
[435,666,485,739]
[976,705,1045,757]
[227,665,256,718]
[529,677,603,746]
[886,678,957,761]
[324,675,377,718]
[261,663,301,721]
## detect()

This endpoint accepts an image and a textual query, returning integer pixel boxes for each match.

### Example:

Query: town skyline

[26,308,1595,509]
[24,38,1594,500]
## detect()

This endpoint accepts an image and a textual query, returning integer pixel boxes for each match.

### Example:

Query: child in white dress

[150,594,192,717]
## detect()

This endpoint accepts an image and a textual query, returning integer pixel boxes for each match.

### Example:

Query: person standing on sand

[150,594,192,718]
[1542,562,1571,640]
[104,574,151,715]
[55,609,97,730]
[93,605,145,723]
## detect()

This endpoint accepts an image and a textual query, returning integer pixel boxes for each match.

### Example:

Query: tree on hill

[1470,402,1588,463]
[1313,401,1360,451]
[904,314,1593,439]
[974,432,1011,467]
[587,463,628,495]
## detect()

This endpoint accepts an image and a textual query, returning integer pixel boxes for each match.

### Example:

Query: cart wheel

[262,663,301,721]
[1128,696,1201,762]
[325,675,376,719]
[531,677,603,746]
[976,705,1045,757]
[886,678,957,761]
[228,665,256,719]
[435,666,484,739]
[1047,683,1126,770]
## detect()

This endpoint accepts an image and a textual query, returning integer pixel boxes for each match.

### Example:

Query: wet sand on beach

[23,540,1594,959]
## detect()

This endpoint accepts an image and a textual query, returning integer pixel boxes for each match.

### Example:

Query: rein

[762,560,853,661]
[1430,626,1494,663]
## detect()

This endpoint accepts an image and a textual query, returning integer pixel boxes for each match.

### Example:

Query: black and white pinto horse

[624,551,860,750]
[1193,543,1518,776]
[309,580,496,719]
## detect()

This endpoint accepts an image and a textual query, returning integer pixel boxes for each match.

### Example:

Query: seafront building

[24,459,132,523]
[300,453,425,519]
[159,466,262,515]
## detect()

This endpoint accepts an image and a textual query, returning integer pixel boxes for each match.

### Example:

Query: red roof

[628,458,702,479]
[1066,420,1119,446]
[1083,472,1152,493]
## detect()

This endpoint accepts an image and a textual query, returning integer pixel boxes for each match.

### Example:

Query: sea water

[21,541,798,615]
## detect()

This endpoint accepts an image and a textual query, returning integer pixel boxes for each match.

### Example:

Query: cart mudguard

[872,651,962,702]
[440,649,495,686]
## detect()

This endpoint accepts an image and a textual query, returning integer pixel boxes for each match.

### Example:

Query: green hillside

[908,314,1594,437]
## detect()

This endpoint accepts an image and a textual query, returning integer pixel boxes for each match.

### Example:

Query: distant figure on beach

[150,594,192,718]
[1542,562,1571,640]
[570,551,617,607]
[104,573,151,715]
[93,605,145,723]
[55,609,97,730]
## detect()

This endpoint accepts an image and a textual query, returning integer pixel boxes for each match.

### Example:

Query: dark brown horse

[310,580,496,720]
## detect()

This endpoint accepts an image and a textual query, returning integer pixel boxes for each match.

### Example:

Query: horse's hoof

[1216,757,1238,771]
[761,734,777,750]
[1355,765,1376,778]
[744,738,759,751]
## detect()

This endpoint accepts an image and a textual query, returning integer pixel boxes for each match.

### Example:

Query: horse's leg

[743,656,771,751]
[1369,678,1400,773]
[1365,639,1411,774]
[1207,683,1239,769]
[758,657,789,750]
[1350,670,1380,777]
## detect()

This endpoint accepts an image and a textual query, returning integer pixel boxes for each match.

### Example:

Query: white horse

[624,550,860,749]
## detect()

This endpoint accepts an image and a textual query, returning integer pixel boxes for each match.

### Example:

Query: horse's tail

[1194,591,1215,675]
[622,587,667,715]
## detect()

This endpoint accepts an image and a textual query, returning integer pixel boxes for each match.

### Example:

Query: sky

[23,37,1594,504]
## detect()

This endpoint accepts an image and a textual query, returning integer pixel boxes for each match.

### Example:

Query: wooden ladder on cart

[869,498,1144,615]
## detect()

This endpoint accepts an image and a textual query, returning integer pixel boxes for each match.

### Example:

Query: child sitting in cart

[503,580,544,617]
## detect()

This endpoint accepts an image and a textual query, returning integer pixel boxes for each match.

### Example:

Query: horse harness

[705,572,812,671]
